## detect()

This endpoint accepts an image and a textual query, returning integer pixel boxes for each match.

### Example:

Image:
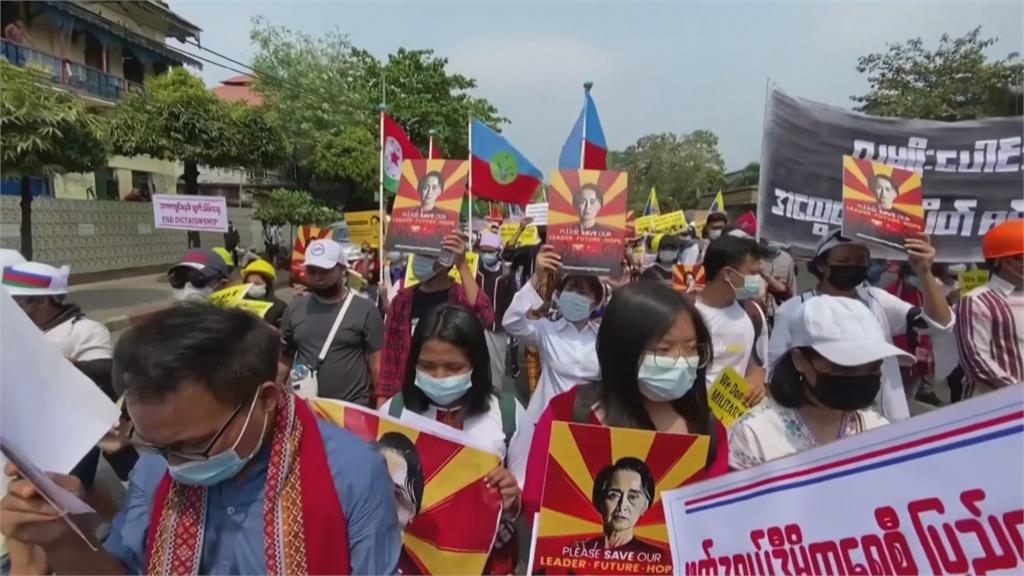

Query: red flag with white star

[383,113,424,194]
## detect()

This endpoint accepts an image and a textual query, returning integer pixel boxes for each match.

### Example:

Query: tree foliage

[726,161,760,188]
[612,130,726,213]
[254,188,338,228]
[852,27,1023,120]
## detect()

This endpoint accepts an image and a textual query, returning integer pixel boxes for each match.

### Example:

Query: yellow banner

[405,252,479,288]
[345,210,382,249]
[235,299,274,318]
[708,367,750,428]
[207,283,251,307]
[958,269,990,293]
[499,222,540,246]
[654,210,688,234]
[634,214,657,235]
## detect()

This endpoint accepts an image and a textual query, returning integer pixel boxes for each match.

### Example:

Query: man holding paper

[1,304,401,575]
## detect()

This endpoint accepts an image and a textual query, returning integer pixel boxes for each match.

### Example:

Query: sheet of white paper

[525,203,548,226]
[0,441,95,515]
[0,289,119,474]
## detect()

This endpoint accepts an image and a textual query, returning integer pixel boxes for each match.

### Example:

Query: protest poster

[310,399,503,576]
[654,211,688,235]
[345,210,383,248]
[531,421,710,575]
[672,265,705,292]
[207,283,251,307]
[385,159,468,255]
[152,194,228,233]
[546,170,628,276]
[500,221,541,246]
[958,269,990,293]
[707,368,750,427]
[663,386,1024,576]
[526,202,549,226]
[404,252,479,288]
[235,298,273,318]
[634,215,657,236]
[841,156,925,250]
[758,84,1023,261]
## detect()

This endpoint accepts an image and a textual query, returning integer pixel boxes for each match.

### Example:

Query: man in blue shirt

[1,304,400,575]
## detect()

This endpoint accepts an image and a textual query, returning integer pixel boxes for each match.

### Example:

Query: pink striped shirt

[955,274,1024,397]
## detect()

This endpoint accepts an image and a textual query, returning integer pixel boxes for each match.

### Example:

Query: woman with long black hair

[521,281,729,517]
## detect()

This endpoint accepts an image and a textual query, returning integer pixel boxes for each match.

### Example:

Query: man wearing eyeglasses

[167,249,231,302]
[0,304,401,575]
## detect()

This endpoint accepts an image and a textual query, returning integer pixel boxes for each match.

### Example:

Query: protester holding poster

[729,296,910,470]
[546,170,628,276]
[842,156,925,250]
[767,229,954,422]
[381,303,529,573]
[385,159,468,256]
[502,245,603,425]
[523,281,729,519]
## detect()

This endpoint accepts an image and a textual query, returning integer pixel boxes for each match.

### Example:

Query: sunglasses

[168,268,218,290]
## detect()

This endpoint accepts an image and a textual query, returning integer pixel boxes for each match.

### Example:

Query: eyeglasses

[649,344,711,369]
[168,268,218,290]
[127,394,252,462]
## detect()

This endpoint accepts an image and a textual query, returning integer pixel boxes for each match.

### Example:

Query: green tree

[254,188,339,247]
[0,62,108,259]
[613,130,726,213]
[852,27,1023,120]
[726,161,760,188]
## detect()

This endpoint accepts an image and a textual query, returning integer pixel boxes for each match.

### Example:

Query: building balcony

[1,38,143,102]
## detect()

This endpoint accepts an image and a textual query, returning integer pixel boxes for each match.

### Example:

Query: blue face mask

[637,354,700,402]
[414,368,473,406]
[480,252,500,268]
[555,290,594,322]
[412,256,439,280]
[168,395,267,487]
[728,269,763,301]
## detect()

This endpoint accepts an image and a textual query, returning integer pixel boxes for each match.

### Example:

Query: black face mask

[310,282,342,299]
[807,372,881,411]
[827,265,868,291]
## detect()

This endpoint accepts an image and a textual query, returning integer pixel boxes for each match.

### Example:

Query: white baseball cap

[304,239,347,270]
[1,261,71,296]
[790,295,913,366]
[0,249,26,282]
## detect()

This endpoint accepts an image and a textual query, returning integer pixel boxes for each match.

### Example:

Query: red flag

[428,134,443,159]
[382,113,423,193]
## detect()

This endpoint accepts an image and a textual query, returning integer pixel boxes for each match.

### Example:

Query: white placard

[152,194,228,233]
[663,387,1024,575]
[525,202,548,226]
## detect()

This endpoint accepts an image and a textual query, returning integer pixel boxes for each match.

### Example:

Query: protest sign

[654,211,688,235]
[531,422,709,575]
[385,159,468,256]
[152,194,228,233]
[634,215,657,236]
[207,283,251,307]
[500,221,541,246]
[841,156,925,250]
[235,298,273,318]
[958,269,991,293]
[663,386,1024,576]
[758,85,1023,261]
[526,202,549,226]
[310,399,502,576]
[404,252,479,288]
[672,264,705,292]
[546,170,628,276]
[707,368,750,427]
[345,210,383,248]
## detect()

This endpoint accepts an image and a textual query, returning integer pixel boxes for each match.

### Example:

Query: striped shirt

[955,274,1024,397]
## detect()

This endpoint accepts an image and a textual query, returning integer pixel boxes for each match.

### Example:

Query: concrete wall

[0,197,277,274]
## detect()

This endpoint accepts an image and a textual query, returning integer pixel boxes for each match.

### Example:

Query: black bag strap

[498,391,517,451]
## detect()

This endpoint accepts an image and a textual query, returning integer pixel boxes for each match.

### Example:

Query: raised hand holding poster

[841,156,925,250]
[546,170,628,276]
[385,159,468,255]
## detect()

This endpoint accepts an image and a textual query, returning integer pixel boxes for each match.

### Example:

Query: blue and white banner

[663,387,1024,575]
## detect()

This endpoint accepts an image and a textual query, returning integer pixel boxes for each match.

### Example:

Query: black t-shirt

[411,286,451,333]
[640,265,673,282]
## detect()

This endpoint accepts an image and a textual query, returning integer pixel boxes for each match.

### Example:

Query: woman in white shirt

[381,303,528,573]
[729,295,912,470]
[502,245,604,425]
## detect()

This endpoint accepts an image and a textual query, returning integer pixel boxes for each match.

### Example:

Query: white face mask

[174,282,213,302]
[657,249,677,264]
[708,229,723,240]
[248,284,267,299]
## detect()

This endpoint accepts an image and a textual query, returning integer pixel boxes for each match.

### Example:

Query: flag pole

[377,103,386,286]
[581,81,592,169]
[467,114,474,239]
[428,129,436,159]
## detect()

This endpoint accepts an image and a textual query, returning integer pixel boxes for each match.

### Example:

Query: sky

[168,0,1023,173]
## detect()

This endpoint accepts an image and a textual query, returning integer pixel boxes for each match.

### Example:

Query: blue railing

[1,39,142,101]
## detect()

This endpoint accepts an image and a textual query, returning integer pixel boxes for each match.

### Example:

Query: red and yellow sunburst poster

[310,399,502,575]
[547,170,629,276]
[672,264,706,292]
[530,422,710,575]
[841,156,924,250]
[385,159,468,255]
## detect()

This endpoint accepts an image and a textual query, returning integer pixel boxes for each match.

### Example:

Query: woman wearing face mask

[381,304,528,574]
[730,295,910,469]
[640,235,680,283]
[521,281,728,518]
[502,245,604,425]
[766,229,954,422]
[241,258,287,328]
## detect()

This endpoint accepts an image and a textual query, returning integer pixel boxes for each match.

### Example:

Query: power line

[184,39,257,76]
[168,45,254,78]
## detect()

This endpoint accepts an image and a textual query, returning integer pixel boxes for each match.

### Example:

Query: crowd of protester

[0,213,1021,575]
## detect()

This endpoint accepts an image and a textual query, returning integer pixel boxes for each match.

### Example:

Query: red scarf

[145,391,349,575]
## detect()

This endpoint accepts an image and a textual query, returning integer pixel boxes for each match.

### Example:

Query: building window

[93,168,119,200]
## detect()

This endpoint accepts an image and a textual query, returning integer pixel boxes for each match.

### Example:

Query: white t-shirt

[695,299,760,389]
[45,315,112,362]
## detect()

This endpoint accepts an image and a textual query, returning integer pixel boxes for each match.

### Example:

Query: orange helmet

[982,219,1024,260]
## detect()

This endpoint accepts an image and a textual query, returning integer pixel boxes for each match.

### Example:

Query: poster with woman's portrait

[310,399,502,575]
[841,156,925,251]
[547,170,629,276]
[530,422,709,575]
[385,159,468,255]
